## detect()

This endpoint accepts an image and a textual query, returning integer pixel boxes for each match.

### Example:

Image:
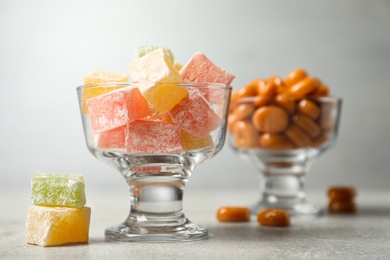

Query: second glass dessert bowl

[77,82,231,242]
[228,92,342,217]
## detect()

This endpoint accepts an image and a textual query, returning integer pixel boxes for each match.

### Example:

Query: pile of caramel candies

[229,69,334,150]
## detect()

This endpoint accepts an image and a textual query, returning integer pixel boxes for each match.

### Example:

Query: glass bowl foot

[249,199,323,218]
[105,219,209,242]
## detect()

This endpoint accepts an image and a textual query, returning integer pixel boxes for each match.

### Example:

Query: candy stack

[26,173,91,247]
[327,186,357,214]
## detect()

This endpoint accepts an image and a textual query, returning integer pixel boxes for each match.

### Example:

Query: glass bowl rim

[77,82,232,92]
[232,95,342,103]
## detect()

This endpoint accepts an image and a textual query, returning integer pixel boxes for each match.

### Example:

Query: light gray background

[1,0,389,194]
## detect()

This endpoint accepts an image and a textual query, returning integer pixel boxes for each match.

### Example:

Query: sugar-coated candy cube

[180,130,214,151]
[135,46,175,64]
[96,125,126,149]
[128,47,181,83]
[81,70,128,114]
[142,103,173,123]
[87,87,150,133]
[126,120,182,154]
[31,173,86,208]
[170,88,222,138]
[180,52,235,103]
[143,82,189,114]
[26,205,91,247]
[129,49,188,113]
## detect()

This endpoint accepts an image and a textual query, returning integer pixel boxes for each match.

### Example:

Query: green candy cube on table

[31,173,86,208]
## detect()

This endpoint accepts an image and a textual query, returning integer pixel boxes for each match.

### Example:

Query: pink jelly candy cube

[87,87,150,133]
[169,88,222,138]
[95,125,126,149]
[141,103,173,123]
[126,120,182,154]
[180,52,235,104]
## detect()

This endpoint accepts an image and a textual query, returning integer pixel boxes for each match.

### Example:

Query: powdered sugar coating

[169,88,222,138]
[126,120,182,154]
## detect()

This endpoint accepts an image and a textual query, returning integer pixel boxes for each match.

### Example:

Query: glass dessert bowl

[77,82,231,242]
[228,86,342,217]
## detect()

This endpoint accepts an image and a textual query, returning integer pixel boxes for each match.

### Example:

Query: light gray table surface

[1,188,390,259]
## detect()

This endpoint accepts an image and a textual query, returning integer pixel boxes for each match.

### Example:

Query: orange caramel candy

[298,99,321,120]
[328,200,357,214]
[285,68,308,87]
[252,106,289,134]
[284,124,312,148]
[232,120,258,148]
[327,186,356,201]
[257,209,290,227]
[232,82,258,100]
[312,131,332,147]
[253,95,271,108]
[327,186,357,214]
[217,207,251,222]
[258,78,278,98]
[233,103,255,120]
[273,93,296,115]
[287,77,320,98]
[312,84,330,96]
[292,113,321,139]
[259,133,294,150]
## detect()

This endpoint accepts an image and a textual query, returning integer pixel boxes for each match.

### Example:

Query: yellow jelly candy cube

[81,70,128,114]
[26,205,91,247]
[180,130,214,151]
[143,82,188,113]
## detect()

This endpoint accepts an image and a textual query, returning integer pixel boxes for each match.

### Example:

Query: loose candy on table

[26,205,91,247]
[169,88,222,138]
[81,70,128,114]
[257,209,290,227]
[328,186,356,201]
[180,52,235,104]
[87,87,150,133]
[31,173,86,208]
[327,186,357,214]
[126,120,182,154]
[216,207,251,222]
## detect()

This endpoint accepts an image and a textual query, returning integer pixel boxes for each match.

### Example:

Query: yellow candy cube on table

[81,70,128,114]
[128,48,188,113]
[26,205,91,247]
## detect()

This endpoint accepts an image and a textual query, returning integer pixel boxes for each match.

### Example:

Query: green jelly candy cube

[31,173,86,208]
[135,46,175,64]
